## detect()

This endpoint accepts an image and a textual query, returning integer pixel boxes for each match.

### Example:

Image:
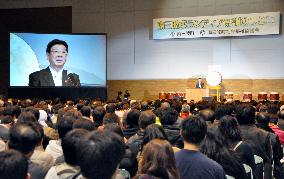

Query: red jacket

[269,124,284,145]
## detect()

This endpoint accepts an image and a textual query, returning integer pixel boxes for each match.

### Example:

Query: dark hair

[269,114,278,125]
[219,115,242,142]
[46,39,68,53]
[200,128,247,179]
[214,104,233,120]
[92,106,106,126]
[73,119,95,131]
[106,103,116,113]
[103,113,120,125]
[278,110,284,119]
[8,122,41,155]
[104,123,124,138]
[57,116,75,139]
[0,150,28,179]
[255,112,270,126]
[142,124,168,146]
[138,111,156,130]
[18,111,37,123]
[141,101,150,111]
[77,131,125,179]
[181,115,207,144]
[139,139,179,179]
[199,109,215,123]
[2,105,21,118]
[159,108,178,126]
[80,106,91,118]
[125,109,141,128]
[62,129,89,166]
[235,104,255,125]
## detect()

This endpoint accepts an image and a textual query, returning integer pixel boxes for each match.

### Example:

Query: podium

[186,88,209,102]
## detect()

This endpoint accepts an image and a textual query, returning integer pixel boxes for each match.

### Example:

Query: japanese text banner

[153,12,280,39]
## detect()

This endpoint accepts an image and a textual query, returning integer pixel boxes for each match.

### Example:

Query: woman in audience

[135,139,179,179]
[218,115,255,172]
[200,128,249,179]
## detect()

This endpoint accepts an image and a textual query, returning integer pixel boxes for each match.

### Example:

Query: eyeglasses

[50,50,68,55]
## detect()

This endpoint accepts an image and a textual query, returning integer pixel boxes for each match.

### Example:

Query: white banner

[153,12,280,39]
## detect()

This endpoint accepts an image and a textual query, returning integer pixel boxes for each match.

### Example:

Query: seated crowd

[0,95,284,179]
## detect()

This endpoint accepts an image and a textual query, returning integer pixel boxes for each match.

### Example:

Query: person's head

[198,78,202,83]
[8,122,41,157]
[103,113,120,125]
[80,106,91,118]
[278,110,284,120]
[142,124,168,146]
[125,109,140,128]
[141,101,150,111]
[0,150,29,179]
[92,106,106,127]
[73,119,95,131]
[199,109,215,123]
[139,139,179,179]
[138,111,156,130]
[235,104,255,125]
[46,39,68,71]
[23,107,40,121]
[103,123,124,138]
[57,116,76,139]
[219,115,242,142]
[181,115,207,145]
[159,108,178,126]
[214,104,233,120]
[62,129,89,166]
[106,103,116,113]
[255,112,270,126]
[17,111,38,123]
[77,130,125,179]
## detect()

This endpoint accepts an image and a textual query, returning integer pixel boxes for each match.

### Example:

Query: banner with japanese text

[153,12,280,39]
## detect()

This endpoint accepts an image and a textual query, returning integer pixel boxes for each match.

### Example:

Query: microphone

[65,71,81,87]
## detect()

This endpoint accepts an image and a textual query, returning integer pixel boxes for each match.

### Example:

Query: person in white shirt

[28,39,80,87]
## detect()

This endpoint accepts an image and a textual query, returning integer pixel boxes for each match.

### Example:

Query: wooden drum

[159,92,168,100]
[243,92,252,102]
[167,92,175,100]
[224,92,234,101]
[258,92,267,101]
[270,92,279,101]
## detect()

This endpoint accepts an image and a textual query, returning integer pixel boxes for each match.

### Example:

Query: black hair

[8,122,41,155]
[92,106,106,127]
[80,106,91,118]
[125,109,141,128]
[235,104,255,125]
[159,108,178,126]
[73,119,95,131]
[214,104,233,120]
[57,116,75,139]
[23,107,40,120]
[0,150,28,179]
[181,115,207,144]
[77,131,125,179]
[104,123,124,138]
[46,39,68,53]
[199,109,215,123]
[138,111,156,130]
[62,129,89,166]
[141,101,150,111]
[255,112,270,126]
[106,103,116,113]
[103,113,120,125]
[142,124,168,146]
[219,115,242,142]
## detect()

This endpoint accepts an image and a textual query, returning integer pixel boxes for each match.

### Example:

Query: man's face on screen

[47,44,68,70]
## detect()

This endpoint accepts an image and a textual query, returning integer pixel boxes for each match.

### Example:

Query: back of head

[268,103,279,115]
[255,112,270,125]
[0,150,28,179]
[140,139,178,179]
[214,104,233,120]
[125,109,141,128]
[141,101,150,111]
[103,123,124,138]
[8,122,41,155]
[80,106,91,117]
[57,116,76,139]
[103,113,120,125]
[92,105,106,126]
[219,115,242,142]
[181,115,207,145]
[23,107,40,120]
[235,104,255,125]
[62,129,89,166]
[106,103,116,113]
[77,130,125,179]
[159,108,178,126]
[270,114,278,125]
[278,110,284,120]
[73,119,95,131]
[18,111,37,123]
[199,109,215,123]
[138,111,156,130]
[142,124,168,146]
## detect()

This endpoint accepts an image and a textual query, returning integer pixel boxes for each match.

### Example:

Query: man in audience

[0,149,30,179]
[235,104,272,179]
[80,106,92,121]
[0,116,14,142]
[175,115,226,179]
[8,122,47,179]
[45,129,89,179]
[76,130,125,179]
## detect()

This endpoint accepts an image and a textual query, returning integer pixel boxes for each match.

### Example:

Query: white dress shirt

[49,67,63,86]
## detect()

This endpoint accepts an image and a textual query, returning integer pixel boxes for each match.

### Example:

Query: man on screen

[28,39,80,87]
[195,78,205,88]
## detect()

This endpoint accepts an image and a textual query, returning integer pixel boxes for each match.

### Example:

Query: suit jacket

[195,81,205,88]
[28,67,69,87]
